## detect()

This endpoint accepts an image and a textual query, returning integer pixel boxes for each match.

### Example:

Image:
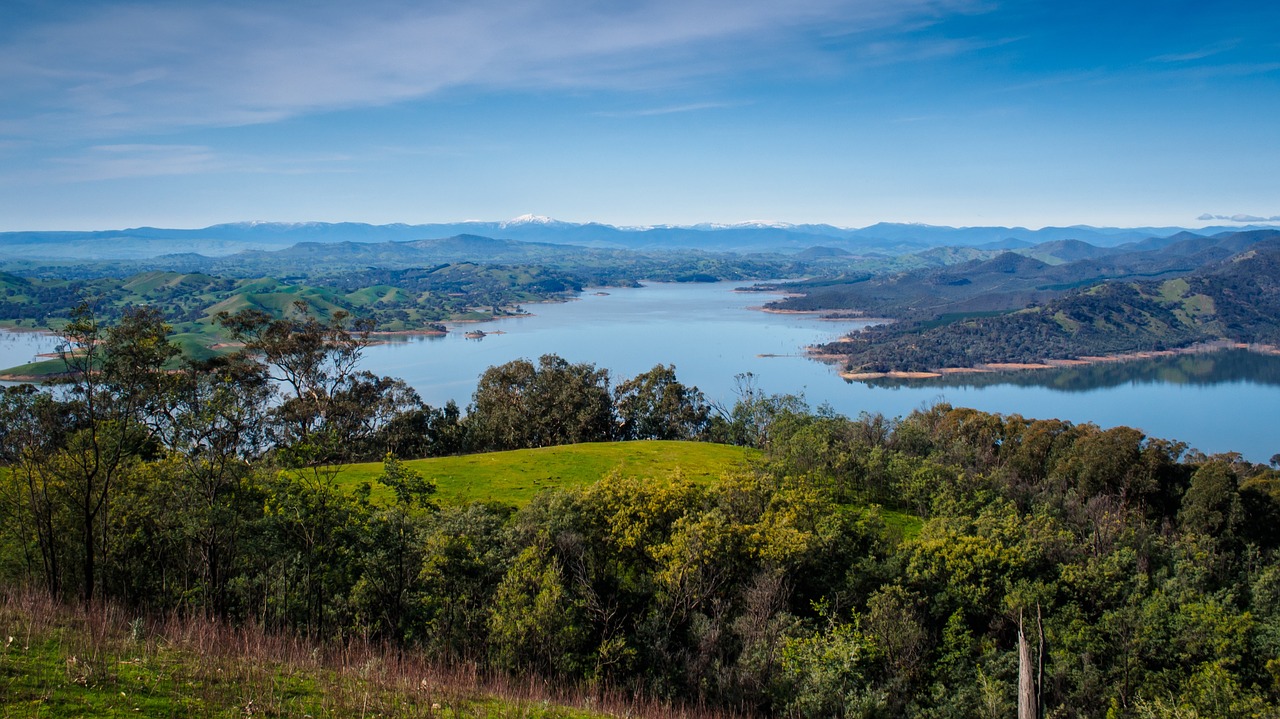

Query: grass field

[0,591,662,719]
[332,441,923,539]
[336,440,761,506]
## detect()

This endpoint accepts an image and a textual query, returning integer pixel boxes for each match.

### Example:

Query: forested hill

[765,228,1280,320]
[821,238,1280,373]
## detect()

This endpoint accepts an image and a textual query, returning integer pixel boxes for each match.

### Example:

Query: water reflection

[856,350,1280,391]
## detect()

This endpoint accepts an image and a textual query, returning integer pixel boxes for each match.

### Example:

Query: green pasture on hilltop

[337,440,761,507]
[331,440,922,538]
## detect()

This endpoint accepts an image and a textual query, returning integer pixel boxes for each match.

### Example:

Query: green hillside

[825,238,1280,373]
[337,440,760,506]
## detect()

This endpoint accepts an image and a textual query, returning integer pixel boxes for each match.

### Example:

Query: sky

[1,0,1278,231]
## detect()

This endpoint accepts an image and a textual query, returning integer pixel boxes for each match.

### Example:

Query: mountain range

[2,217,1277,260]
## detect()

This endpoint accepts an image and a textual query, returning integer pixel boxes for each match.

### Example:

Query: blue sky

[1,0,1277,231]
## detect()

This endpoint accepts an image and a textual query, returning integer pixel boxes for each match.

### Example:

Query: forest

[818,238,1280,374]
[3,304,1280,718]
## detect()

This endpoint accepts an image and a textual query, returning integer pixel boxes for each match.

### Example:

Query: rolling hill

[823,237,1280,374]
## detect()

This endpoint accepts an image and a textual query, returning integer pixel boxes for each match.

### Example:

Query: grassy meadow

[332,440,921,538]
[336,440,761,506]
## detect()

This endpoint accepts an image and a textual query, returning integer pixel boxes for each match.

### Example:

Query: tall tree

[614,364,711,441]
[469,354,613,450]
[51,304,177,601]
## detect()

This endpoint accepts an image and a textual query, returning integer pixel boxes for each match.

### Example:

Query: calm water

[0,329,61,373]
[3,282,1277,462]
[362,282,1280,462]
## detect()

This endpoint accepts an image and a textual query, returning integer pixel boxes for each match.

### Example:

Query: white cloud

[50,144,223,181]
[3,143,356,185]
[0,0,983,139]
[1148,40,1240,64]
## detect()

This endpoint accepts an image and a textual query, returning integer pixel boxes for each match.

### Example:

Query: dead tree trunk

[1018,610,1038,719]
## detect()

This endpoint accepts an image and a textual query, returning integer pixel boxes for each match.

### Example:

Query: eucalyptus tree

[16,304,180,602]
[216,302,422,631]
[468,354,614,450]
[157,354,273,616]
[613,364,711,441]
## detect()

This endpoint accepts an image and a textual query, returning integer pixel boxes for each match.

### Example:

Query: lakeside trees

[3,309,1280,716]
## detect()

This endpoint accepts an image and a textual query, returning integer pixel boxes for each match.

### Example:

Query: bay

[361,281,1280,463]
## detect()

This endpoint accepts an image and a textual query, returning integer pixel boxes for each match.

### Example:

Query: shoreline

[835,341,1280,381]
[0,373,57,382]
[0,324,56,334]
[753,306,895,322]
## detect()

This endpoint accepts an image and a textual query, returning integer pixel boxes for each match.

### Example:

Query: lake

[4,281,1277,462]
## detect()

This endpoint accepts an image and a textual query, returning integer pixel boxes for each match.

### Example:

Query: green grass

[0,592,620,719]
[0,353,88,378]
[880,508,925,540]
[338,441,761,506]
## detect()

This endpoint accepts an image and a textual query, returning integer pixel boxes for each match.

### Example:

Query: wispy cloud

[1149,40,1240,64]
[0,0,985,140]
[2,143,357,186]
[1198,213,1280,222]
[595,102,735,118]
[49,144,224,181]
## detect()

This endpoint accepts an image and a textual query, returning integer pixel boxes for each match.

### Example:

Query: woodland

[3,304,1280,718]
[783,231,1280,374]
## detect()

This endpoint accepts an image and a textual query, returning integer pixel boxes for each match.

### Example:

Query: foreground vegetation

[0,590,646,719]
[4,304,1280,718]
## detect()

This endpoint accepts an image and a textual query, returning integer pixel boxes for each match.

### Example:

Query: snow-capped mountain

[2,217,1276,260]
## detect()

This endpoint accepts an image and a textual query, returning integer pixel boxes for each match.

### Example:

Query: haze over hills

[2,217,1277,260]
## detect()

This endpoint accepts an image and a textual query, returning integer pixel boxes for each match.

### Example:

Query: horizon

[2,1,1278,231]
[4,214,1280,235]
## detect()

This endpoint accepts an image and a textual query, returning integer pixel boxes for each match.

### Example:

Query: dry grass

[0,587,751,719]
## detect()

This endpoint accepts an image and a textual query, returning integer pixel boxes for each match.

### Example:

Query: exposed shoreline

[833,341,1280,381]
[0,373,52,382]
[752,306,895,323]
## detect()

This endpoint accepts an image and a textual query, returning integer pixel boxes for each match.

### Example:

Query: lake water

[4,281,1277,462]
[360,282,1280,463]
[0,329,62,374]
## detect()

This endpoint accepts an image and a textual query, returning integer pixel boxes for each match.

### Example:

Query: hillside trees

[217,303,419,465]
[28,305,177,602]
[156,354,271,616]
[614,364,712,441]
[216,303,430,632]
[467,355,615,449]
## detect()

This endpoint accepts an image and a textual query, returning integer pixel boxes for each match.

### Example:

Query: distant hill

[4,218,1276,260]
[768,229,1280,319]
[1014,239,1117,264]
[795,245,853,260]
[821,237,1280,373]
